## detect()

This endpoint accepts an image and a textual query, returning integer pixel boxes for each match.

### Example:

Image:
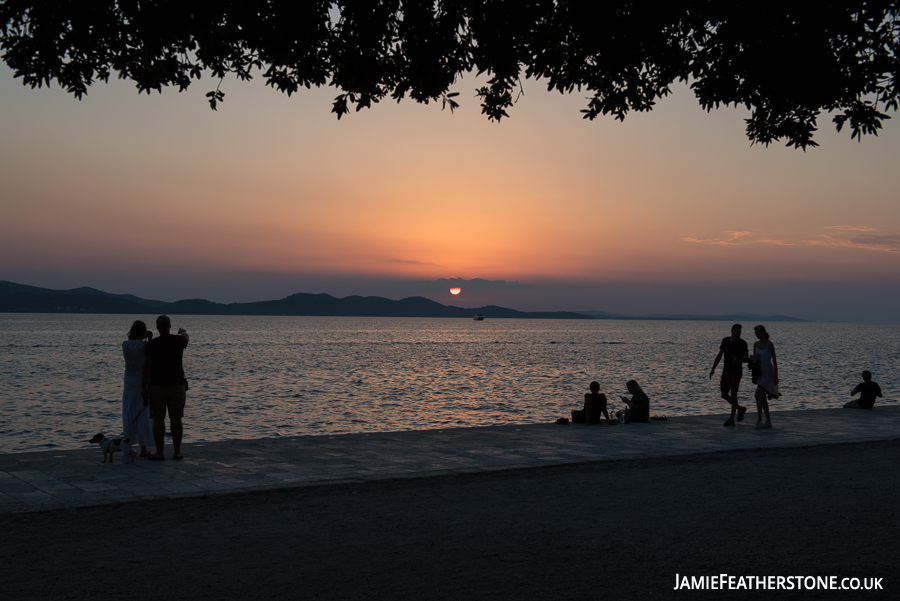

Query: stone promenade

[2,406,898,514]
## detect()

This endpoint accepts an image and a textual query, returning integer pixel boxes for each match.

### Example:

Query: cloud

[430,277,533,290]
[341,277,536,304]
[684,227,900,254]
[683,237,738,245]
[756,238,802,247]
[683,231,753,245]
[813,234,900,254]
[386,257,443,267]
[825,226,879,232]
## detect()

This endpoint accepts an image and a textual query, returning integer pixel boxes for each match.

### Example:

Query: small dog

[89,433,134,463]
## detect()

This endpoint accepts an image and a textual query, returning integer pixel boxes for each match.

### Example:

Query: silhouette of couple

[122,315,190,460]
[572,380,650,425]
[710,324,779,429]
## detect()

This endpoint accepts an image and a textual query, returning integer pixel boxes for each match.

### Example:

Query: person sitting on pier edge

[844,371,883,409]
[618,380,650,423]
[572,381,610,424]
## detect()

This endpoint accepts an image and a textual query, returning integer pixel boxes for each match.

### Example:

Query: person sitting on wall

[617,380,650,423]
[572,381,610,424]
[844,371,883,409]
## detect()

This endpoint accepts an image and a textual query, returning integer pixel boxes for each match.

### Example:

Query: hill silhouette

[0,281,809,321]
[0,281,588,319]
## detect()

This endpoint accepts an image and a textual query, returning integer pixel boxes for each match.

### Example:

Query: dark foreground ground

[3,440,897,600]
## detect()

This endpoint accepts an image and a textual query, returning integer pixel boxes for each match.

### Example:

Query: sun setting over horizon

[2,62,899,321]
[4,11,900,599]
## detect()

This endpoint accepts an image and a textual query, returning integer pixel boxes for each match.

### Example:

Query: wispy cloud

[682,231,751,245]
[433,277,532,290]
[825,226,879,232]
[386,257,444,267]
[756,238,802,247]
[812,234,900,253]
[684,227,900,254]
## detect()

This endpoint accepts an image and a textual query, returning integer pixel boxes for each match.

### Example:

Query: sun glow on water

[2,314,898,453]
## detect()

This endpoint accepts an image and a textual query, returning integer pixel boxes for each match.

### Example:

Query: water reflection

[0,314,897,452]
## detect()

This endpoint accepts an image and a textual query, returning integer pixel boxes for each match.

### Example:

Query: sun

[449,287,462,295]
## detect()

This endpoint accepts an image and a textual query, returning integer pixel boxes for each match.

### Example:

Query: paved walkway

[2,406,898,514]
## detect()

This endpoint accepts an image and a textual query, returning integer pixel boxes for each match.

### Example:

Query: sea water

[0,314,897,453]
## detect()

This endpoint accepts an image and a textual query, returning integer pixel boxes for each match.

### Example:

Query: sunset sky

[2,63,899,321]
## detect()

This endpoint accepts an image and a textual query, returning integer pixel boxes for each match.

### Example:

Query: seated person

[844,371,883,409]
[572,381,609,424]
[618,379,650,423]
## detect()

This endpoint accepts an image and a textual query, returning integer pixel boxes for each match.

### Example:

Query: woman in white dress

[750,325,780,429]
[122,320,155,456]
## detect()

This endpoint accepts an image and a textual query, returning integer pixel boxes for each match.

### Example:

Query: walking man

[710,324,748,427]
[142,315,189,460]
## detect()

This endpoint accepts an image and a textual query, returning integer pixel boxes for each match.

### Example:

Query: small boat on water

[473,314,485,321]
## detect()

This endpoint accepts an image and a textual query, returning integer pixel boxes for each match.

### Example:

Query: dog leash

[122,405,148,436]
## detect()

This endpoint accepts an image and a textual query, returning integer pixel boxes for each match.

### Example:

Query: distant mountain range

[0,281,587,319]
[0,281,808,321]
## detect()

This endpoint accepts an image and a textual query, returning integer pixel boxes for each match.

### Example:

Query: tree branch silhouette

[2,0,897,149]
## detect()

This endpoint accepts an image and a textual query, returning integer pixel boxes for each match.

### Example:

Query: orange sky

[1,64,899,320]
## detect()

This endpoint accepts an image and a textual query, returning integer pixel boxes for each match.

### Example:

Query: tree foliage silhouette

[2,0,898,148]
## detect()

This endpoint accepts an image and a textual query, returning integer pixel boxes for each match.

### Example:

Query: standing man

[142,315,189,460]
[710,324,748,427]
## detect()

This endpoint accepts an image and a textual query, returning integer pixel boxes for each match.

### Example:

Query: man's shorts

[720,370,742,398]
[149,385,186,420]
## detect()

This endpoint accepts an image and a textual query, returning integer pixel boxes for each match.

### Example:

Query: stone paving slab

[0,406,898,514]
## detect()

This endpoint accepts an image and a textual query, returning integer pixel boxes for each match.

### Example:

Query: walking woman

[750,325,780,429]
[122,320,155,456]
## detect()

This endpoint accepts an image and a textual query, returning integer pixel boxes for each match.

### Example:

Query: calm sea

[0,314,897,453]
